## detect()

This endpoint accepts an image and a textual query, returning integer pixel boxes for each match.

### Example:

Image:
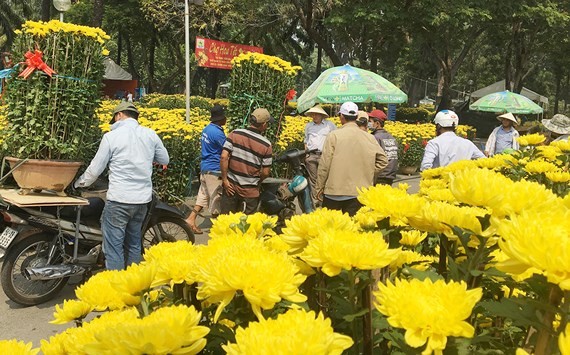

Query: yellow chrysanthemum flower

[195,234,306,321]
[390,250,435,271]
[0,340,38,355]
[143,240,197,285]
[536,145,563,161]
[559,324,570,355]
[82,305,209,355]
[75,270,141,311]
[280,208,357,253]
[545,171,570,183]
[111,262,157,296]
[374,278,482,355]
[496,209,570,289]
[523,159,559,174]
[50,299,93,325]
[300,230,400,277]
[399,230,428,246]
[210,212,277,239]
[551,139,570,152]
[358,184,427,227]
[223,309,353,355]
[517,133,546,146]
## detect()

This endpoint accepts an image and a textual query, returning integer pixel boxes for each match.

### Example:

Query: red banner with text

[195,37,263,70]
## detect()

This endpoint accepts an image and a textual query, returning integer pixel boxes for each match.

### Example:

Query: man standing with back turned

[220,108,274,214]
[315,102,388,216]
[420,110,484,171]
[75,102,169,270]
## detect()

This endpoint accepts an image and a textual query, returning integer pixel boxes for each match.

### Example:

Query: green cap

[111,102,139,124]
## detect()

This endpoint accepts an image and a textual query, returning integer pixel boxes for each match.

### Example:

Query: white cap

[434,110,459,127]
[339,102,358,116]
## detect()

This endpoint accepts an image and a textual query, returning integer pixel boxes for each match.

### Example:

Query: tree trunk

[554,71,562,114]
[41,0,51,21]
[316,44,322,79]
[92,0,105,28]
[147,33,156,93]
[210,68,219,98]
[124,35,139,80]
[436,65,453,111]
[117,32,122,66]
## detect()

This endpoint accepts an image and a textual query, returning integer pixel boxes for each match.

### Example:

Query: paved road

[0,174,420,346]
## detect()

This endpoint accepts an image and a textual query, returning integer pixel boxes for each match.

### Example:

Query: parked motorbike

[258,148,315,225]
[0,191,194,306]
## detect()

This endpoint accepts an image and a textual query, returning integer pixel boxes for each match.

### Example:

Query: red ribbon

[285,89,297,101]
[19,50,56,79]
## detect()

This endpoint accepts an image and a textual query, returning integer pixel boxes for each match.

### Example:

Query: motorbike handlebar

[274,148,311,163]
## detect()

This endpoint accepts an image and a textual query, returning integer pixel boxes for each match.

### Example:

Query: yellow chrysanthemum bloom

[517,133,546,146]
[195,234,306,321]
[358,184,427,227]
[560,324,570,355]
[41,308,140,354]
[400,230,428,246]
[421,187,457,204]
[545,171,570,183]
[300,230,399,277]
[496,209,570,289]
[210,212,277,239]
[449,168,561,216]
[551,139,570,152]
[223,309,353,355]
[536,145,563,161]
[390,250,435,271]
[82,305,209,355]
[143,240,197,286]
[50,299,93,325]
[75,270,141,311]
[523,159,559,174]
[280,208,357,253]
[374,278,482,355]
[0,340,38,355]
[110,262,156,296]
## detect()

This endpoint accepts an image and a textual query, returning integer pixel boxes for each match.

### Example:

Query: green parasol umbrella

[469,90,543,114]
[296,64,408,113]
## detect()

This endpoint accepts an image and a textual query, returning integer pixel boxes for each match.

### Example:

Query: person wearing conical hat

[304,105,336,207]
[484,112,520,157]
[542,114,570,142]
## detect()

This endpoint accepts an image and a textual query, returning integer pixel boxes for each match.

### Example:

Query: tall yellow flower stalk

[223,308,353,355]
[374,278,482,355]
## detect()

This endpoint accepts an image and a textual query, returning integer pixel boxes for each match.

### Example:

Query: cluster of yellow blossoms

[17,20,110,44]
[231,52,302,75]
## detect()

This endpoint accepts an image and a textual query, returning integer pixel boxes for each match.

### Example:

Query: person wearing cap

[542,114,570,142]
[75,102,169,270]
[304,105,336,207]
[356,111,369,131]
[185,104,227,234]
[484,112,520,157]
[315,101,388,216]
[368,109,399,185]
[220,108,274,214]
[420,110,484,171]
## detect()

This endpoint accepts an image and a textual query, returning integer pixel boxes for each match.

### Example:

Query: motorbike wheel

[142,217,195,248]
[1,233,69,306]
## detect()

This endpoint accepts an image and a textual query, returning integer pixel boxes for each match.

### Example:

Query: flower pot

[398,165,418,175]
[5,157,82,196]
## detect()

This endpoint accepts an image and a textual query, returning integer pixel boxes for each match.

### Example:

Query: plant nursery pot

[398,165,419,175]
[5,157,82,196]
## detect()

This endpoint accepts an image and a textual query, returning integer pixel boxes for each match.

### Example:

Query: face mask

[367,122,375,130]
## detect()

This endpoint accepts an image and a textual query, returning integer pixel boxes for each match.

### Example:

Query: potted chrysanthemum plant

[1,20,108,195]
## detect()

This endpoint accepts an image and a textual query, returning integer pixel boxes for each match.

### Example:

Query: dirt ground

[0,175,420,347]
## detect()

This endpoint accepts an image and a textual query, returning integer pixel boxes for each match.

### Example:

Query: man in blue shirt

[185,104,226,233]
[75,102,169,270]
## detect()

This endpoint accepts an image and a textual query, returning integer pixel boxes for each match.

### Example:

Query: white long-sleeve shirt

[420,131,484,171]
[75,118,169,204]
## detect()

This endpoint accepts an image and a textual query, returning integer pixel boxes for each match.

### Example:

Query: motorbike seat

[42,197,105,223]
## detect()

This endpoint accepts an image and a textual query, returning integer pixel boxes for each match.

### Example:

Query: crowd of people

[73,100,570,271]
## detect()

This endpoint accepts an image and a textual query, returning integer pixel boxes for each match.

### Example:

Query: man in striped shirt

[220,108,274,214]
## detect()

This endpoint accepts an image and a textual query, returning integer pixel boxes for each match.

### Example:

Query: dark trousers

[376,177,394,186]
[322,197,362,216]
[220,190,259,214]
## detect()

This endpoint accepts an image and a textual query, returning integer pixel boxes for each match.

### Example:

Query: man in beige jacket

[315,102,388,216]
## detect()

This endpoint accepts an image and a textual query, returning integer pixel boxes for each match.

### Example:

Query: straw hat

[497,112,518,125]
[305,105,329,118]
[542,114,570,135]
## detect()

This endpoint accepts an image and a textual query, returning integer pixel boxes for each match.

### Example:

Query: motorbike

[258,148,315,225]
[0,190,194,306]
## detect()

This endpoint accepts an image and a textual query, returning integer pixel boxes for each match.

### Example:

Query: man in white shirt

[75,102,169,270]
[303,105,336,206]
[420,110,484,171]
